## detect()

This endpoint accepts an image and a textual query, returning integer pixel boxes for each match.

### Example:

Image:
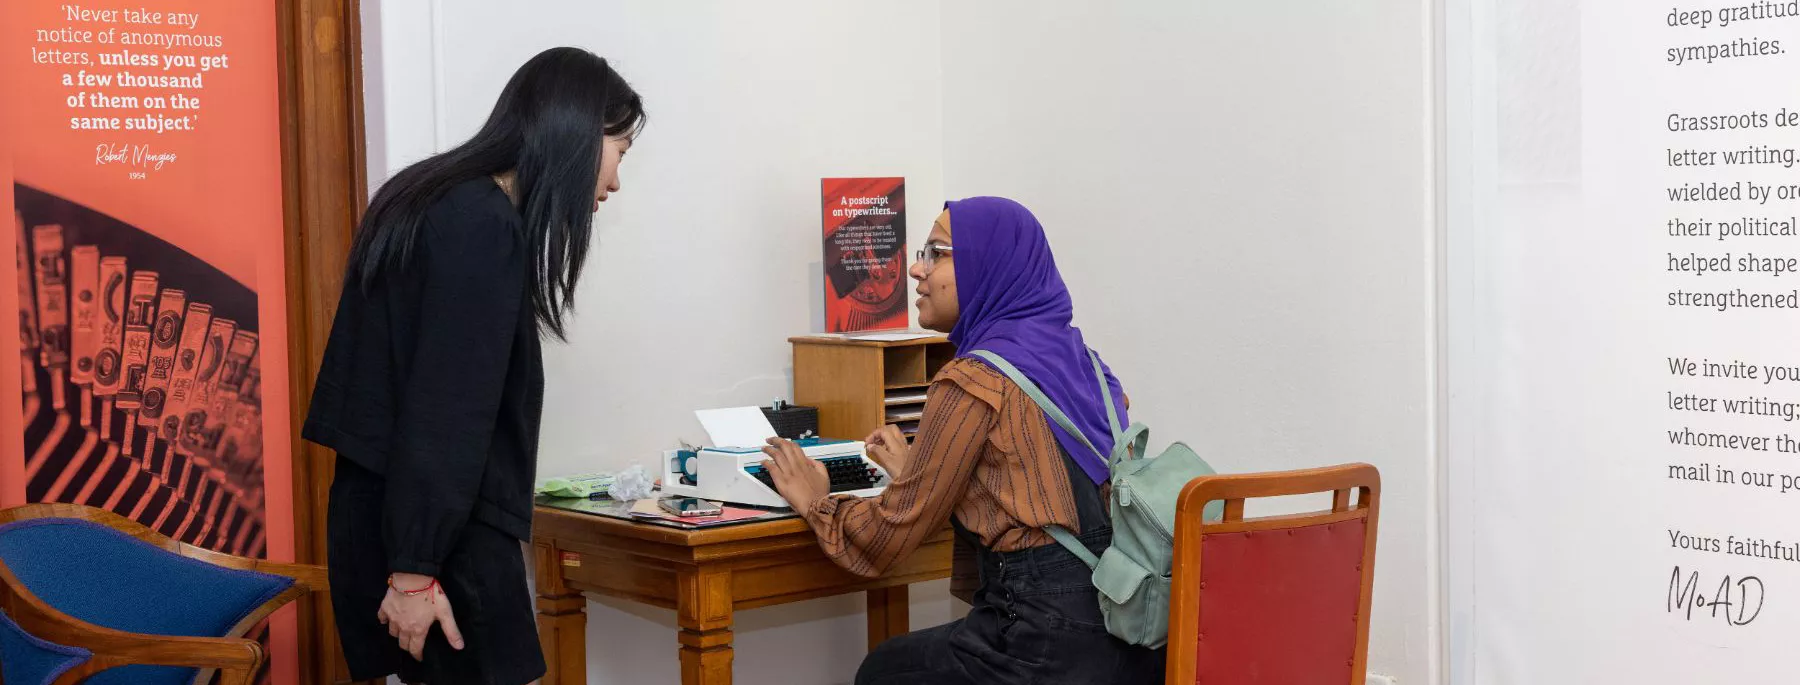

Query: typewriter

[661,438,890,509]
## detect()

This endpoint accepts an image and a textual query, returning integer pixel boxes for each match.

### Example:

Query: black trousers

[855,523,1166,685]
[327,455,546,685]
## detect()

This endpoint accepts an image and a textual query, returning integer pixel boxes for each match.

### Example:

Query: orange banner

[1,2,295,683]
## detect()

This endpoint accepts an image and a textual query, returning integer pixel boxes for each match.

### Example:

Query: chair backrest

[0,604,92,685]
[0,517,293,685]
[1165,463,1381,685]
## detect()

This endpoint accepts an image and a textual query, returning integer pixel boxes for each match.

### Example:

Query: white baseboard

[1367,674,1399,685]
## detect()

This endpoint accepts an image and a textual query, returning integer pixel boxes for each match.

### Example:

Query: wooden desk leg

[866,585,911,650]
[535,543,587,685]
[678,567,734,685]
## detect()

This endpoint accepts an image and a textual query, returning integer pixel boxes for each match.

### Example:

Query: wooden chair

[0,558,264,685]
[0,503,328,685]
[1165,463,1381,685]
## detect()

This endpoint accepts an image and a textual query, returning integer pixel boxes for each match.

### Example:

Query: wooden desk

[532,504,952,685]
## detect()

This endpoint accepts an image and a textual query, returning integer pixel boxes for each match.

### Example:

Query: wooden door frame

[276,0,365,682]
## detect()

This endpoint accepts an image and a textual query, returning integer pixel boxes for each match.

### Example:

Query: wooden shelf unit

[791,335,955,443]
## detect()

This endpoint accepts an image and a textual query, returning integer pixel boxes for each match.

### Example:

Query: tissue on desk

[608,463,655,501]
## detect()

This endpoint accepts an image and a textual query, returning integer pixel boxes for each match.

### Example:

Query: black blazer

[303,178,544,577]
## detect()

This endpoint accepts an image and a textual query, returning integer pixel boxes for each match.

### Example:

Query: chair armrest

[249,560,329,593]
[3,574,261,670]
[165,541,328,593]
[61,628,263,670]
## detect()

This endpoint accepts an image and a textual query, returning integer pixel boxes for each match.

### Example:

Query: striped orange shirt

[800,358,1087,581]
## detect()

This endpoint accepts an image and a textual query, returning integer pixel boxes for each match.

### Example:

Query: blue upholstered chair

[0,559,264,685]
[0,503,327,685]
[0,598,91,685]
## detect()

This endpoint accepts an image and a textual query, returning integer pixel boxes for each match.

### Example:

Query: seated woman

[761,196,1163,684]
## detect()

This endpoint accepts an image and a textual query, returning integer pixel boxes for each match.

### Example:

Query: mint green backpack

[970,349,1223,650]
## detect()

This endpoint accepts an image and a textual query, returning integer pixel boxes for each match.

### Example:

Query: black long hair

[347,47,645,339]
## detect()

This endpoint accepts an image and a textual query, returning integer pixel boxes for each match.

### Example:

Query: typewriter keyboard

[746,456,880,493]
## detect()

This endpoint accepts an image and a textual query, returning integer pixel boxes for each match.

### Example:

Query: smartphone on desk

[658,496,723,518]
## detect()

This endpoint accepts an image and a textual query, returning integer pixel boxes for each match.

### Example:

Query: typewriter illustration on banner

[13,183,269,561]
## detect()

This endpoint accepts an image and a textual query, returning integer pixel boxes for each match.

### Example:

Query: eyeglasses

[915,243,953,270]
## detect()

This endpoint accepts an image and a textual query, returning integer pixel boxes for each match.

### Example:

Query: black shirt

[302,177,545,577]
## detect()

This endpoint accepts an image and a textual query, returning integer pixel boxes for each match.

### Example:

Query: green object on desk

[536,473,615,499]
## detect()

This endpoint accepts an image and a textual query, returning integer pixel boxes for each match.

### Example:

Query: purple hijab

[945,197,1126,485]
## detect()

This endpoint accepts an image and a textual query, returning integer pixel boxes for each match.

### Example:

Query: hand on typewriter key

[864,425,910,476]
[762,437,827,512]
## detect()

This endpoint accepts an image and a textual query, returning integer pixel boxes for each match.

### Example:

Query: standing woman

[303,47,644,685]
[762,197,1163,684]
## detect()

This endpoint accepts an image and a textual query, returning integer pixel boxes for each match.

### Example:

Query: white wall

[937,3,1440,683]
[363,1,1442,684]
[364,2,952,684]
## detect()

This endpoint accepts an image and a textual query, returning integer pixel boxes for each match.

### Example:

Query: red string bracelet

[388,576,438,602]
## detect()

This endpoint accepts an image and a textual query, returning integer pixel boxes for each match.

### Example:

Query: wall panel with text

[1448,0,1800,682]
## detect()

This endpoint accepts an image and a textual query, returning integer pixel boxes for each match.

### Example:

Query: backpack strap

[1113,423,1150,467]
[1086,349,1153,467]
[1044,526,1101,568]
[968,350,1106,464]
[1088,350,1123,439]
[970,349,1111,570]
